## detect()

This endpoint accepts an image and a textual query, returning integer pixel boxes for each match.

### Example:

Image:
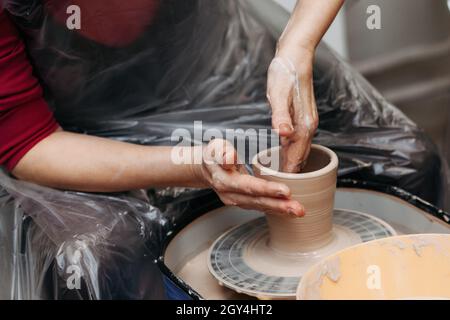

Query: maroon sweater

[0,0,160,170]
[0,9,59,170]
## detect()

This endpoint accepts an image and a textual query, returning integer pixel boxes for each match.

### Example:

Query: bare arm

[12,131,304,216]
[12,129,203,192]
[278,0,345,53]
[268,0,344,172]
[2,6,303,217]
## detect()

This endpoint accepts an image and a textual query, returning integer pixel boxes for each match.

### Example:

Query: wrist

[189,145,209,188]
[278,33,315,56]
[274,47,314,78]
[276,41,314,71]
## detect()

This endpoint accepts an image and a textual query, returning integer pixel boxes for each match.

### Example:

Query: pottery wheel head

[207,209,396,299]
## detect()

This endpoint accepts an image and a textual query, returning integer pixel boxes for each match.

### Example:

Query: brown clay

[252,144,339,253]
[207,144,395,299]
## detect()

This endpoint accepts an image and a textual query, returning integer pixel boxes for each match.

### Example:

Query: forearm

[268,0,343,172]
[278,0,344,55]
[12,130,206,192]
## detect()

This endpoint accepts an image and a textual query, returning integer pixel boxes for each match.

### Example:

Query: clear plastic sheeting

[0,0,443,299]
[0,170,168,299]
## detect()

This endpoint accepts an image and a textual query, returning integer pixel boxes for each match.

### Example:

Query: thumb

[221,143,238,171]
[269,96,294,137]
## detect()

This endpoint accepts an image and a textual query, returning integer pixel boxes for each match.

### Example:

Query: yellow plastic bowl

[297,234,450,300]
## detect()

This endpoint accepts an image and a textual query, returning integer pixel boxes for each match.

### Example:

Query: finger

[282,132,313,173]
[221,143,238,171]
[284,138,312,173]
[267,65,295,137]
[223,193,304,217]
[211,167,291,199]
[304,76,316,117]
[281,78,317,173]
[204,139,237,169]
[270,97,294,137]
[240,173,290,198]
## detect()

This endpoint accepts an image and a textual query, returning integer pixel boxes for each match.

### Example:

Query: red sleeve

[0,8,59,171]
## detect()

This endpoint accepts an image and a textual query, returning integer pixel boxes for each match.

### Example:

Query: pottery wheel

[207,209,396,299]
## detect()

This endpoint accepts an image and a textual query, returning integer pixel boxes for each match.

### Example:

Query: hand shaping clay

[252,145,338,252]
[207,144,396,299]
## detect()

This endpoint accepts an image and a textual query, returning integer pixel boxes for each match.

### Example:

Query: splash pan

[164,187,450,300]
[297,234,450,300]
[207,209,396,299]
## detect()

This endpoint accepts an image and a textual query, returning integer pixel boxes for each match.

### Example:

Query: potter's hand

[267,0,344,173]
[199,139,304,217]
[267,48,318,173]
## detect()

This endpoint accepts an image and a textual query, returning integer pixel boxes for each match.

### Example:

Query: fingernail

[298,205,306,217]
[288,208,299,217]
[279,123,294,133]
[222,154,236,168]
[276,189,289,198]
[288,206,304,217]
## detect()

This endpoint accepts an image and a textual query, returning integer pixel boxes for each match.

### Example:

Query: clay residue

[385,239,407,256]
[413,243,425,257]
[325,256,341,282]
[390,239,407,250]
[383,236,445,258]
[410,235,441,257]
[304,256,341,299]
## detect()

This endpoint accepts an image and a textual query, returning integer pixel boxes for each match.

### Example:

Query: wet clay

[207,145,396,299]
[177,246,252,300]
[242,223,360,277]
[207,209,395,298]
[252,145,338,253]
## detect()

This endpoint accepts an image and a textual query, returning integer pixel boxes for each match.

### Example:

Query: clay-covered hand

[198,139,304,217]
[267,48,318,173]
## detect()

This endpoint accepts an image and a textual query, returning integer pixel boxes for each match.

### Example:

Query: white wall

[273,0,349,59]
